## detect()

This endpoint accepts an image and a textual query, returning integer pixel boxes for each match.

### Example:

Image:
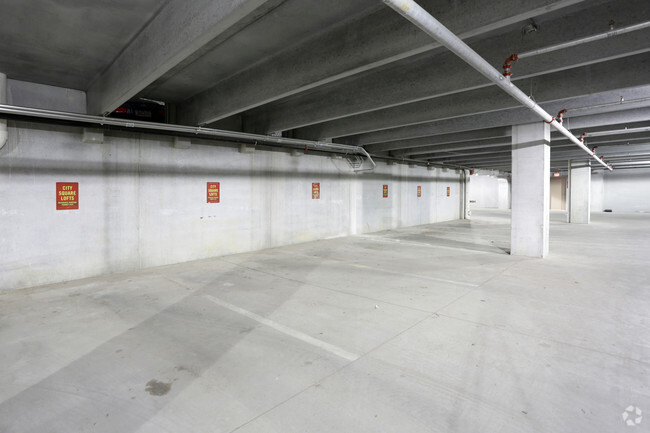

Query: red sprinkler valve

[503,54,518,77]
[545,108,568,124]
[579,132,587,142]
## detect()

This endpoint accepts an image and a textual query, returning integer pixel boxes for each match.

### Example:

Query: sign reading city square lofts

[207,182,220,203]
[56,182,79,210]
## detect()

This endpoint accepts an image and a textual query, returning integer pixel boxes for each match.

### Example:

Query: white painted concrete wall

[0,122,463,290]
[468,174,499,208]
[568,166,591,224]
[591,171,604,212]
[497,178,510,210]
[601,168,650,213]
[468,174,509,210]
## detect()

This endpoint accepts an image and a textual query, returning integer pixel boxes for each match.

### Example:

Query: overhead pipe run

[568,96,650,113]
[503,20,650,78]
[585,126,650,137]
[383,0,612,171]
[0,104,377,171]
[0,73,7,150]
[516,20,650,60]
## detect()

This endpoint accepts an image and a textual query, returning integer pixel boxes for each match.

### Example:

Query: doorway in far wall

[550,176,567,210]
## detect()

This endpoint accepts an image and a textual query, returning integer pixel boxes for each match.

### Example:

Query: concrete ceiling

[0,0,167,90]
[2,0,649,171]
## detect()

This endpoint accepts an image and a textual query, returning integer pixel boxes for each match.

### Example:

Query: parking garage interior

[1,0,649,432]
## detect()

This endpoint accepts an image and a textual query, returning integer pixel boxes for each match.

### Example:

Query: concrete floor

[1,210,649,433]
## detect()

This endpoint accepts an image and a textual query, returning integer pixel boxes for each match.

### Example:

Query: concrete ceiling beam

[393,138,512,157]
[244,2,650,133]
[293,52,650,140]
[383,121,650,156]
[444,146,650,166]
[416,137,650,165]
[422,147,512,160]
[178,0,588,126]
[409,133,650,159]
[343,104,650,146]
[363,127,510,153]
[336,86,650,148]
[86,0,282,115]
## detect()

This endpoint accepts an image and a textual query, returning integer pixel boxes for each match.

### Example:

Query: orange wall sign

[383,184,388,198]
[207,182,220,203]
[312,182,320,199]
[417,186,421,197]
[56,182,78,210]
[446,186,451,197]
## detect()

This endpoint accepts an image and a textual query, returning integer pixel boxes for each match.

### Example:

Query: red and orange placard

[56,182,78,210]
[207,182,220,203]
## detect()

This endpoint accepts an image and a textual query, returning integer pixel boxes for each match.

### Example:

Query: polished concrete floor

[1,210,649,432]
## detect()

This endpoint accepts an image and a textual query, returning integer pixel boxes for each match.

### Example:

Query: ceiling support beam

[295,53,650,140]
[362,127,509,152]
[339,87,650,145]
[243,2,650,134]
[178,0,588,126]
[407,134,650,160]
[86,0,282,115]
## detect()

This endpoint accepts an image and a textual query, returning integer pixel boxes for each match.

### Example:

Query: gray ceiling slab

[0,0,165,90]
[177,0,587,126]
[369,121,650,155]
[340,92,650,147]
[293,52,650,139]
[86,0,288,115]
[241,0,650,134]
[363,127,511,153]
[142,0,381,103]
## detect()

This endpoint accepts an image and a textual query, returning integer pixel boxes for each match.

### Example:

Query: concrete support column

[0,72,7,150]
[511,122,550,258]
[568,162,591,224]
[461,169,471,219]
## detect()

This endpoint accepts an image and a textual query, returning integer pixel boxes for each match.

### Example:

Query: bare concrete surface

[1,210,649,432]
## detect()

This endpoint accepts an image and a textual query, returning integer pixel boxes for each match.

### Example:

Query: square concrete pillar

[511,122,550,258]
[568,162,591,224]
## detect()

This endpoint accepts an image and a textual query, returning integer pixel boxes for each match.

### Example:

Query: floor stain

[145,379,172,396]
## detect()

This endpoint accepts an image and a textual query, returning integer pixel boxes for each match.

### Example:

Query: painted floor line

[272,249,480,288]
[359,234,502,256]
[204,295,360,362]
